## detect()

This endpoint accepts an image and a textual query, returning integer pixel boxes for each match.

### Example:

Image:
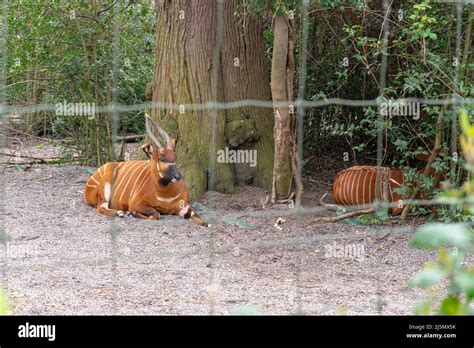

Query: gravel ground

[1,142,472,315]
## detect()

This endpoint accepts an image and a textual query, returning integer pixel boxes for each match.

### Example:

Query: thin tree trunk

[271,14,293,202]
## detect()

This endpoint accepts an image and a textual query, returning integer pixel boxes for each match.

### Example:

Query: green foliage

[412,223,472,251]
[355,207,389,225]
[303,1,473,197]
[6,0,155,165]
[409,228,473,315]
[410,110,474,315]
[0,287,10,315]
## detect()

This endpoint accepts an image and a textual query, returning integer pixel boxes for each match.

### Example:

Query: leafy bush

[410,110,474,315]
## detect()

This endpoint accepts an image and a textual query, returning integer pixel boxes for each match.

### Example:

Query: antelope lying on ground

[84,114,209,227]
[332,166,406,214]
[330,154,446,215]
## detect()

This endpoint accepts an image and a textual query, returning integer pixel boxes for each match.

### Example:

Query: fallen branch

[313,207,375,223]
[319,193,345,212]
[115,134,144,143]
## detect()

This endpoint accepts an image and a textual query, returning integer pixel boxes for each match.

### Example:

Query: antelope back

[332,166,404,213]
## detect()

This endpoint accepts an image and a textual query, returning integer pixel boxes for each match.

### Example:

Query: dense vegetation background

[3,0,473,207]
[1,0,473,316]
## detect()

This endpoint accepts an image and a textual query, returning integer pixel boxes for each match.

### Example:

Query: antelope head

[144,114,181,186]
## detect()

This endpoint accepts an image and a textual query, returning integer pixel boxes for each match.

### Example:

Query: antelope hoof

[117,210,125,218]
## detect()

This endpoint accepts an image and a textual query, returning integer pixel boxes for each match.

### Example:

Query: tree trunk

[149,0,274,200]
[150,0,233,201]
[221,0,274,188]
[271,14,293,201]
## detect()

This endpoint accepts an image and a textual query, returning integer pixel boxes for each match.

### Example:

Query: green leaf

[409,266,444,289]
[414,301,431,315]
[438,296,469,315]
[411,223,472,250]
[0,287,9,315]
[454,271,474,300]
[459,109,474,137]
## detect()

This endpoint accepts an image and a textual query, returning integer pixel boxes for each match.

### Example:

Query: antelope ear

[141,143,154,159]
[171,138,177,151]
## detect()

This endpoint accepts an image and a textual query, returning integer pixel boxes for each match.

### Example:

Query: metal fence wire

[0,0,473,315]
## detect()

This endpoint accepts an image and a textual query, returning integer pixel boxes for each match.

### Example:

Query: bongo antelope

[331,155,446,215]
[332,166,405,214]
[84,114,209,227]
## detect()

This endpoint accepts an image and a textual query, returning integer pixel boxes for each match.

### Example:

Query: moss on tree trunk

[147,0,274,200]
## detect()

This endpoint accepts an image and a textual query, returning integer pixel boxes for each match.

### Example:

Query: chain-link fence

[0,0,473,315]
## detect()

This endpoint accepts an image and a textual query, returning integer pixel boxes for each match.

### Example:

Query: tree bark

[271,14,293,201]
[149,0,233,201]
[149,0,274,200]
[221,0,274,188]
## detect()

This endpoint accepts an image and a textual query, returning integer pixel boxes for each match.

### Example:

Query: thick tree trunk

[149,0,274,200]
[271,14,293,201]
[150,0,234,201]
[221,0,274,188]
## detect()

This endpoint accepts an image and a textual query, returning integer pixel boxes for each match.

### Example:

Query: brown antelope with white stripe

[332,166,406,214]
[331,154,446,215]
[84,114,209,227]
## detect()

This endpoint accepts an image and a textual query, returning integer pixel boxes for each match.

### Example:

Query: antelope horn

[145,114,163,149]
[145,113,172,148]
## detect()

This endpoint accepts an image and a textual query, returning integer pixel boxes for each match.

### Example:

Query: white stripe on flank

[367,170,374,203]
[340,173,348,205]
[156,193,181,203]
[86,183,97,188]
[349,171,357,205]
[90,176,100,185]
[112,161,141,202]
[119,162,148,204]
[343,171,353,205]
[128,163,150,203]
[131,168,151,202]
[360,171,369,205]
[354,171,362,206]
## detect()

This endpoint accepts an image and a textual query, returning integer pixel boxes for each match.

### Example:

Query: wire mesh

[0,0,473,315]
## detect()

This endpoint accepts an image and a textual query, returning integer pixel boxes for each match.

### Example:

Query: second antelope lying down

[84,115,209,227]
[332,166,406,214]
[330,159,445,215]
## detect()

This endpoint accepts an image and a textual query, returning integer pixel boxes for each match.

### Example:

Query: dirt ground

[1,140,472,315]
